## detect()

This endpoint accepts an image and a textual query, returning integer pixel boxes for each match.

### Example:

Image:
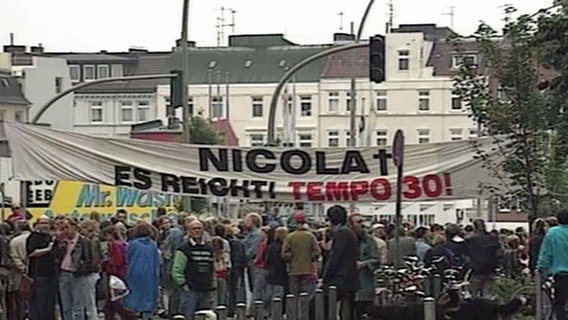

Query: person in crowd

[0,223,14,319]
[162,216,185,318]
[101,225,135,320]
[211,236,229,307]
[414,226,431,263]
[172,220,215,320]
[322,205,360,320]
[503,235,524,279]
[465,219,503,299]
[529,218,547,274]
[243,213,263,307]
[282,212,320,301]
[8,221,30,320]
[123,223,160,320]
[58,218,91,320]
[265,226,287,317]
[370,224,388,265]
[538,209,568,320]
[387,227,415,266]
[78,219,102,320]
[349,214,379,319]
[225,224,246,317]
[424,234,448,269]
[27,216,59,320]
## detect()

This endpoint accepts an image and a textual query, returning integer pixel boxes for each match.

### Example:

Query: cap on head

[294,211,306,224]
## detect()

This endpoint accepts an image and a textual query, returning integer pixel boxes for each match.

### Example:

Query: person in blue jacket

[537,209,568,320]
[123,223,160,320]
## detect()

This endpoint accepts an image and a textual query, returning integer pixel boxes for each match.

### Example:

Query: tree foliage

[186,116,222,213]
[451,3,568,219]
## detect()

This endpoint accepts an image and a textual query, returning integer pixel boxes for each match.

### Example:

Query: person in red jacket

[102,226,135,320]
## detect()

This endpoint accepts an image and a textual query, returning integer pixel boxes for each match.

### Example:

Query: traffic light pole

[32,74,177,124]
[266,43,368,145]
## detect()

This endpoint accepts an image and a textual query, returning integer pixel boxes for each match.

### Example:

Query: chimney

[3,45,26,54]
[333,33,355,43]
[175,39,196,48]
[129,47,148,53]
[30,43,44,53]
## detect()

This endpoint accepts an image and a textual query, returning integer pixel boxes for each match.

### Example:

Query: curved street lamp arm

[32,74,177,124]
[266,42,369,145]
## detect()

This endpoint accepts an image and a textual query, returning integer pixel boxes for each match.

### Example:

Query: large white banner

[4,121,497,203]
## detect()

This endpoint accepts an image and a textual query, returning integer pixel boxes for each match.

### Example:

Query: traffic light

[168,70,183,114]
[369,35,385,83]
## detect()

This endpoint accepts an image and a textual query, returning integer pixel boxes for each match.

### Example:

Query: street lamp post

[180,0,191,144]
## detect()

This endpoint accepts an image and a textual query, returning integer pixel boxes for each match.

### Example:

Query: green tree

[185,116,223,213]
[451,5,568,220]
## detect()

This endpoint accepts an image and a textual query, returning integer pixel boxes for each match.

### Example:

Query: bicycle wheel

[510,285,553,320]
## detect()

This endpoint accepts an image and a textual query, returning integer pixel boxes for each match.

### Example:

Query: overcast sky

[1,0,556,52]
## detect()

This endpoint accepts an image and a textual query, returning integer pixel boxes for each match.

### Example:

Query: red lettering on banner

[350,181,369,201]
[289,182,305,200]
[403,176,421,199]
[370,178,391,200]
[326,182,350,201]
[289,174,453,201]
[306,182,325,201]
[422,174,442,197]
[443,173,453,195]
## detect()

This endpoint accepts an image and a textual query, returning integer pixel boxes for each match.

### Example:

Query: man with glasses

[172,220,215,320]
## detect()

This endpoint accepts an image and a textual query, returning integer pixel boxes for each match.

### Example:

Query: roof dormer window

[244,60,253,68]
[208,61,217,69]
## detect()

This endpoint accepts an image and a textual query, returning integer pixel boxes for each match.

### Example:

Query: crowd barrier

[191,286,437,320]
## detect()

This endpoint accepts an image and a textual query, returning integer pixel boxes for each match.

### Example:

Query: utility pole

[180,0,191,212]
[443,6,455,30]
[338,11,345,31]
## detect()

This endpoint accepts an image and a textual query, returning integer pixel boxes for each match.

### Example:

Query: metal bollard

[423,275,432,296]
[423,297,436,320]
[194,311,207,320]
[286,294,297,320]
[299,292,310,320]
[433,274,442,299]
[216,305,228,320]
[315,289,324,320]
[236,303,247,320]
[328,286,337,320]
[254,300,264,320]
[271,297,283,320]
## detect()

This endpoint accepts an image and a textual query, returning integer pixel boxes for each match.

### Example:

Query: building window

[300,96,312,117]
[188,97,194,115]
[327,130,339,147]
[55,77,63,94]
[69,65,80,81]
[450,128,463,141]
[212,96,223,118]
[97,65,109,79]
[328,92,339,112]
[251,96,263,117]
[418,90,430,111]
[452,54,477,68]
[90,101,103,123]
[451,96,462,110]
[15,111,24,122]
[346,92,352,112]
[299,133,312,147]
[250,134,264,147]
[417,129,430,144]
[120,101,133,122]
[398,50,410,70]
[137,101,150,122]
[376,130,387,146]
[0,110,5,121]
[83,65,95,81]
[376,90,387,111]
[468,128,478,139]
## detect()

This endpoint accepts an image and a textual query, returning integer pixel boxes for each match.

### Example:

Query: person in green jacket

[537,209,568,320]
[171,220,215,320]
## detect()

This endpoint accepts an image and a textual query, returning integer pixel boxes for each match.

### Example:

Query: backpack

[229,237,247,269]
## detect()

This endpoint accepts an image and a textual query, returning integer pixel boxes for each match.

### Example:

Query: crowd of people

[0,204,565,320]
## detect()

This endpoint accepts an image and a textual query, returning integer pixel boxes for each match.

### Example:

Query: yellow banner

[27,181,181,223]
